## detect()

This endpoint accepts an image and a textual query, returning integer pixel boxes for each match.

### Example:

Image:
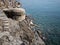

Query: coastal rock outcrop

[0,0,45,45]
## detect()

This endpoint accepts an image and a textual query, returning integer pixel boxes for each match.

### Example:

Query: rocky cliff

[0,0,45,45]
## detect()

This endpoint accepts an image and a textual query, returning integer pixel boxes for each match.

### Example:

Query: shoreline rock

[0,0,45,45]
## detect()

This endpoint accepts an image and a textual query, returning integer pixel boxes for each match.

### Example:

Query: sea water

[18,0,60,45]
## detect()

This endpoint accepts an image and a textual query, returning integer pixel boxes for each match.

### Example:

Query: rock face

[0,0,45,45]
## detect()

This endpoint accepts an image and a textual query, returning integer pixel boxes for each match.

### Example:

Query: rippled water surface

[18,0,60,45]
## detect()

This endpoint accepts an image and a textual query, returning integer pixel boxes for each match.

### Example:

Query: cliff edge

[0,0,45,45]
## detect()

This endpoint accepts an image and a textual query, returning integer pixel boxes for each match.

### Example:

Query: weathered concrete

[3,8,26,21]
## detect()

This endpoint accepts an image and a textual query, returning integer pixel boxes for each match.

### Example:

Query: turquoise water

[18,0,60,45]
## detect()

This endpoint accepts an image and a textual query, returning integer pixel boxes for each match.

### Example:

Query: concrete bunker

[3,8,26,21]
